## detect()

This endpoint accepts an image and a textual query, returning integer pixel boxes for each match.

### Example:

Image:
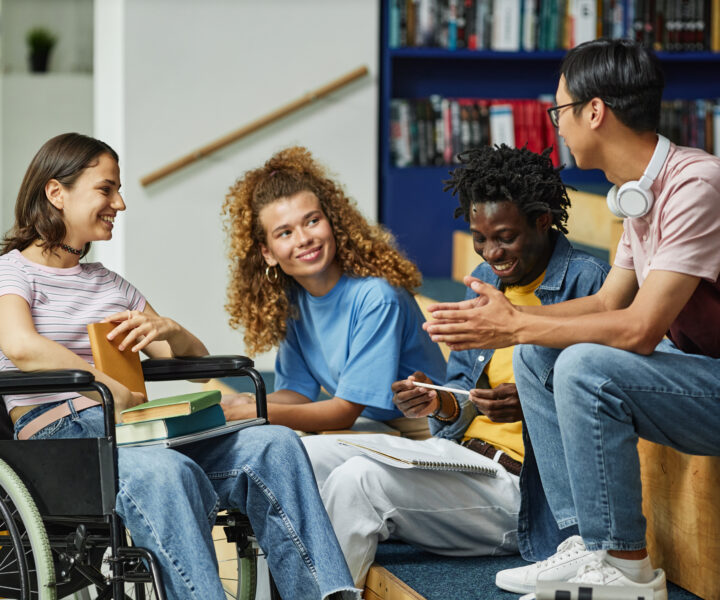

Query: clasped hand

[422,276,520,351]
[220,393,256,421]
[102,310,178,353]
[469,383,523,423]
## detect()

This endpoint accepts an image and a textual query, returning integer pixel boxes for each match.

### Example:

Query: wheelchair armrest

[0,369,117,437]
[140,355,268,420]
[141,355,254,381]
[0,369,95,395]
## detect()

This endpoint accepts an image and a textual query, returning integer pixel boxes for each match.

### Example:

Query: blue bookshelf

[378,1,720,277]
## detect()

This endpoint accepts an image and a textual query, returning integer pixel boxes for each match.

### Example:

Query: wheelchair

[0,355,281,600]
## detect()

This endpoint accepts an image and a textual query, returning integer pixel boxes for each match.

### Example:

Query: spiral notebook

[337,438,498,476]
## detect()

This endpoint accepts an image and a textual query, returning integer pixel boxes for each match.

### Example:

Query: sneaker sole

[494,574,534,594]
[535,581,667,600]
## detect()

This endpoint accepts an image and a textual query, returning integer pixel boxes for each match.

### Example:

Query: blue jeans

[514,340,720,552]
[15,403,359,600]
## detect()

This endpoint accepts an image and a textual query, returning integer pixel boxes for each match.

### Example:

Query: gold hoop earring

[265,265,279,284]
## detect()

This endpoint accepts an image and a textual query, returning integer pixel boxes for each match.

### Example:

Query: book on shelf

[116,403,226,445]
[391,96,568,166]
[87,322,147,396]
[491,0,521,51]
[336,437,498,475]
[572,0,598,46]
[489,103,515,146]
[120,390,221,424]
[388,0,718,52]
[390,94,720,168]
[522,0,538,50]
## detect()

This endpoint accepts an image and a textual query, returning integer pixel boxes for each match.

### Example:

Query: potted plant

[26,27,57,73]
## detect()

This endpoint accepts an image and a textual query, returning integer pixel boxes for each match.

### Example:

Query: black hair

[561,38,664,132]
[444,144,570,234]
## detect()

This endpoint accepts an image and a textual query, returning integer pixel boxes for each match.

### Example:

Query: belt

[16,398,101,440]
[461,438,522,477]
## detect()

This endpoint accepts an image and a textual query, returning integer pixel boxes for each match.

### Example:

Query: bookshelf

[378,5,720,277]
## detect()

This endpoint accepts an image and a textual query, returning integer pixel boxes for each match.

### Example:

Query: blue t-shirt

[274,275,447,421]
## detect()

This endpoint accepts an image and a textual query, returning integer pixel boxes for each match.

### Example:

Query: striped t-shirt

[0,249,146,410]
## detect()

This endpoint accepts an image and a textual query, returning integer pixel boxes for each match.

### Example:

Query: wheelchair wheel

[214,522,257,600]
[0,458,56,599]
[85,545,161,600]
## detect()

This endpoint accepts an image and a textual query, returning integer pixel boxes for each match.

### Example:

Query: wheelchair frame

[0,355,276,600]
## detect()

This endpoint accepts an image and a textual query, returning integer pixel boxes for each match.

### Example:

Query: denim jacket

[429,231,610,561]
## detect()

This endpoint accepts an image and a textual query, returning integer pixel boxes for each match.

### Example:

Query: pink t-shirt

[614,144,720,358]
[0,249,147,409]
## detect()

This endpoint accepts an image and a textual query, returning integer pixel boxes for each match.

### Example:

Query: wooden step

[364,564,426,600]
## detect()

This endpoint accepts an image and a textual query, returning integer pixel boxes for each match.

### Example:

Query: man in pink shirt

[423,39,720,599]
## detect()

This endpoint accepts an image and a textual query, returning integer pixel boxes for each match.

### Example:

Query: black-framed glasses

[546,101,586,128]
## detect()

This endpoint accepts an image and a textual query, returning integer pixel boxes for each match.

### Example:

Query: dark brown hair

[1,133,119,257]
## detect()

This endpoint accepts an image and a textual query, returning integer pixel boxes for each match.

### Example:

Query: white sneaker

[495,535,596,594]
[564,559,668,599]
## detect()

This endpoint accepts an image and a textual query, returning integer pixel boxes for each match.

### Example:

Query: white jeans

[302,434,521,587]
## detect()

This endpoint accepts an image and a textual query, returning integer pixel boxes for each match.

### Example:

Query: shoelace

[535,536,587,569]
[570,560,622,583]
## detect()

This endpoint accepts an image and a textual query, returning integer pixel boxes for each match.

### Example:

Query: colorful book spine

[389,95,720,168]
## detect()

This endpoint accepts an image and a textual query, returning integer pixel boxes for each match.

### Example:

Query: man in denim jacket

[303,144,608,587]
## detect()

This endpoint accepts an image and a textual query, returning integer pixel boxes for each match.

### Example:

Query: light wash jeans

[14,403,359,600]
[514,339,720,552]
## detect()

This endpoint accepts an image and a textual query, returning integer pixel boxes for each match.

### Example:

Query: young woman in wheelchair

[221,146,446,433]
[0,133,359,600]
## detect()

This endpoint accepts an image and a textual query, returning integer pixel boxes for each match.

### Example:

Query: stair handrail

[139,65,369,186]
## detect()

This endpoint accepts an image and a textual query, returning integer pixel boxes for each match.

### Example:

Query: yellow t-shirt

[462,271,545,463]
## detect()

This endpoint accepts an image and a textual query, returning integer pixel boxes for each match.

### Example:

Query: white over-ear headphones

[606,134,671,218]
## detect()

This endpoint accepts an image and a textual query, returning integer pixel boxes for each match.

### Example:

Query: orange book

[86,322,148,397]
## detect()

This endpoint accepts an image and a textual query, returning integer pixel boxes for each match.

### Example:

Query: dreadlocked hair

[222,146,421,356]
[444,144,571,234]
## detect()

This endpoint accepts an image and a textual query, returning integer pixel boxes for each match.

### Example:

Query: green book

[120,390,221,424]
[116,404,226,445]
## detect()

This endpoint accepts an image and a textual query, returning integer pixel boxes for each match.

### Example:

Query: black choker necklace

[60,243,83,256]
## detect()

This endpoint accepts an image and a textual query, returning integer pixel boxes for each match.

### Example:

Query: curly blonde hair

[222,146,422,356]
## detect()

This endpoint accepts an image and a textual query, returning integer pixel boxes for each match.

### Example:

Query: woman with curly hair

[221,146,446,431]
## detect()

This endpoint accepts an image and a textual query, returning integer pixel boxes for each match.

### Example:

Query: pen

[410,381,471,396]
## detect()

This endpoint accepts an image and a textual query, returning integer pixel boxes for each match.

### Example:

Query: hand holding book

[101,308,180,354]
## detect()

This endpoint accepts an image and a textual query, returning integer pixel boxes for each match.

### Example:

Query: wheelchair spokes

[214,513,258,600]
[0,459,56,599]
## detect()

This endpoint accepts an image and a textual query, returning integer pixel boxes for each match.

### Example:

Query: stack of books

[116,391,225,446]
[86,321,263,448]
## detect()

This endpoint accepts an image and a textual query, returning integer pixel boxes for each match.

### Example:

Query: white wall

[1,0,92,73]
[0,73,93,232]
[96,0,378,374]
[0,0,94,235]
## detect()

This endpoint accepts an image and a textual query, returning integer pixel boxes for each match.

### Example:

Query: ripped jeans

[15,403,358,600]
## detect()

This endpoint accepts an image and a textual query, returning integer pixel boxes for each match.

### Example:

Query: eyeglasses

[546,101,586,128]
